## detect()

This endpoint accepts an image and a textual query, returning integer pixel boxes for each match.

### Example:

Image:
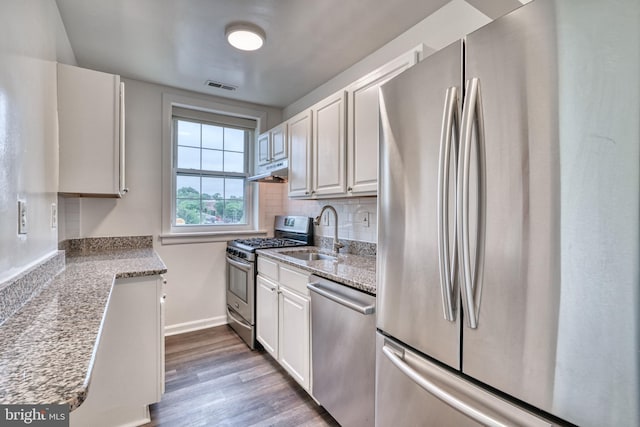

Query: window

[172,108,255,228]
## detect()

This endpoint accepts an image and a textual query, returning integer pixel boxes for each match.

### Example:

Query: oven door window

[228,259,250,302]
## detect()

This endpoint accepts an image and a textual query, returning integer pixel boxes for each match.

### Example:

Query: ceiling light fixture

[225,22,265,51]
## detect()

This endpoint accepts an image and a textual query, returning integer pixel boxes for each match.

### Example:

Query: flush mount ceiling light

[225,22,266,51]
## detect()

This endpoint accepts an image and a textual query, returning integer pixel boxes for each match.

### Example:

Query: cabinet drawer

[279,264,309,296]
[258,256,279,281]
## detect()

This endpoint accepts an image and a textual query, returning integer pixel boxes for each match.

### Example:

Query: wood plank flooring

[142,325,339,427]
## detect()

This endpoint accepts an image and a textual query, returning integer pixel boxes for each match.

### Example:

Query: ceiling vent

[205,80,237,91]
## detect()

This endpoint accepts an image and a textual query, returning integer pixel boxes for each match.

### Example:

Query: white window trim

[160,92,268,244]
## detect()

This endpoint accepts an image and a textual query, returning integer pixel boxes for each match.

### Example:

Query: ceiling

[55,0,522,108]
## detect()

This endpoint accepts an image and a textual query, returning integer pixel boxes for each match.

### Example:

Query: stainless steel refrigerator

[376,0,639,426]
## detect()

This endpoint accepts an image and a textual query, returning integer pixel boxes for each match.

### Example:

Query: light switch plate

[51,203,57,229]
[18,200,27,235]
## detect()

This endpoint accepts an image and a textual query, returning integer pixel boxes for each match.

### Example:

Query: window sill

[159,229,268,245]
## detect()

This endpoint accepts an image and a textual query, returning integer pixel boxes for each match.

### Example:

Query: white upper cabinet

[257,132,271,166]
[286,46,423,199]
[288,91,346,199]
[346,48,421,195]
[270,122,287,161]
[256,122,288,168]
[313,90,347,197]
[287,109,313,197]
[57,63,126,197]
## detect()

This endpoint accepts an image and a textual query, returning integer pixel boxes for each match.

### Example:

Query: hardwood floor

[142,325,339,427]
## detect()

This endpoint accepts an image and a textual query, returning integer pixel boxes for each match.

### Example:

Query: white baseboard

[164,315,227,336]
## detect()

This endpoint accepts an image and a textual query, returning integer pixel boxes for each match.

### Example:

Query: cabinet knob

[347,186,353,192]
[305,191,310,195]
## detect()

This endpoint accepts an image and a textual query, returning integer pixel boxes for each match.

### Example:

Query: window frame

[172,116,251,228]
[161,93,268,243]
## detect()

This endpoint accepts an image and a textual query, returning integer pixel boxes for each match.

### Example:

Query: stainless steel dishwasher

[307,275,376,427]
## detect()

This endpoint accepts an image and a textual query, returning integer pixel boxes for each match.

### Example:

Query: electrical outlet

[51,203,57,229]
[358,212,370,228]
[18,200,27,235]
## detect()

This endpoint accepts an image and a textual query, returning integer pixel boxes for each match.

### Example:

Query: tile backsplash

[258,182,378,244]
[285,197,378,244]
[258,182,286,236]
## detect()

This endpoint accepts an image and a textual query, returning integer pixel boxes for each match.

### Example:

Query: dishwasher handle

[307,282,375,315]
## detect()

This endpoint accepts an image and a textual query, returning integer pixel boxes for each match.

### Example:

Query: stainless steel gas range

[226,215,313,349]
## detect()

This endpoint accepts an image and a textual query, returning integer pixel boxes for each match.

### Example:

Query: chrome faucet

[313,205,344,254]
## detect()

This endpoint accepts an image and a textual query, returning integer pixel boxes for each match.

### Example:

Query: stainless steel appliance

[377,0,639,426]
[308,275,376,427]
[226,215,313,349]
[247,158,288,182]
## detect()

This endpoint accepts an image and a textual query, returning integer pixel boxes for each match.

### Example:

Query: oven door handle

[227,306,252,330]
[226,255,252,272]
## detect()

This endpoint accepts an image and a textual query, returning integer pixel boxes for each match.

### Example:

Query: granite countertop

[256,246,376,295]
[0,245,166,410]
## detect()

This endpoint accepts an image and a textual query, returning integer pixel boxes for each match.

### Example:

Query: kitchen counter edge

[256,247,376,295]
[0,247,167,411]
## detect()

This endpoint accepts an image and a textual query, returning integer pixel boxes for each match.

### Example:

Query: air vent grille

[205,80,237,91]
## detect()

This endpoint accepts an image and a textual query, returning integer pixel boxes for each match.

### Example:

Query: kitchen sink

[284,251,337,262]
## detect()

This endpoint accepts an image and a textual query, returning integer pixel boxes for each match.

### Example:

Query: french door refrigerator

[376,0,639,426]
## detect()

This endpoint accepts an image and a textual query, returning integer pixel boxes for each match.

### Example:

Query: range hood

[248,158,288,183]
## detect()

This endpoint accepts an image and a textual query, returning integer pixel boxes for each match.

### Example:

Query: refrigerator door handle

[381,341,552,427]
[437,86,459,322]
[382,344,508,427]
[457,77,487,329]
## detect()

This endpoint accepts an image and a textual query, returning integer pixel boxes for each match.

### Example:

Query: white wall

[0,1,75,284]
[62,77,282,333]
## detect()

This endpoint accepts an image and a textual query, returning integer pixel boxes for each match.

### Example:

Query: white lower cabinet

[279,286,311,390]
[256,275,279,358]
[70,275,164,427]
[256,259,311,392]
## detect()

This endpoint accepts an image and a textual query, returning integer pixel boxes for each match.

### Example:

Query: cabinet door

[313,90,347,197]
[70,276,162,427]
[257,131,271,166]
[57,63,125,197]
[287,109,313,197]
[271,123,288,161]
[256,275,279,359]
[347,49,420,195]
[279,286,311,391]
